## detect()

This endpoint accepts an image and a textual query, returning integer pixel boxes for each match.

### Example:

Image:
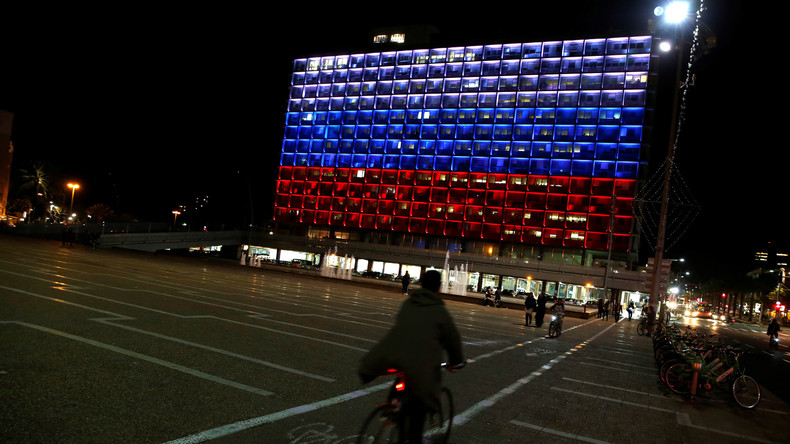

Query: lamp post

[648,1,693,332]
[67,183,80,214]
[172,210,181,226]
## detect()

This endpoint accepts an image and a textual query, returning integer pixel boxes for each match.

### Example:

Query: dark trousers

[525,309,533,325]
[535,311,545,327]
[405,395,427,443]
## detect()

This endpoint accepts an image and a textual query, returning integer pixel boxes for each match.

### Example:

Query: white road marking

[510,420,612,444]
[163,381,392,444]
[0,284,341,381]
[1,321,273,396]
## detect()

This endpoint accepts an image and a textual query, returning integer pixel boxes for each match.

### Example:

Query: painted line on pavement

[510,420,612,444]
[0,321,273,396]
[0,284,341,382]
[163,381,392,444]
[552,386,778,443]
[453,320,616,428]
[579,361,655,376]
[563,377,666,399]
[675,412,773,443]
[92,318,336,382]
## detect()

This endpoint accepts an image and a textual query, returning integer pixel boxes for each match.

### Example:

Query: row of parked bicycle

[651,322,761,409]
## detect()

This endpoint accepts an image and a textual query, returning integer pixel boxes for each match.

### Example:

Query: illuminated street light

[648,1,695,332]
[172,210,181,225]
[663,1,690,23]
[67,183,80,214]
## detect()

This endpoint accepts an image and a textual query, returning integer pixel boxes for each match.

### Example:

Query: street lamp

[67,183,80,214]
[172,210,181,226]
[647,1,694,331]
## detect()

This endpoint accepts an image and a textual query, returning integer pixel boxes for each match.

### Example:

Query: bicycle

[663,345,761,409]
[357,363,464,444]
[636,314,649,336]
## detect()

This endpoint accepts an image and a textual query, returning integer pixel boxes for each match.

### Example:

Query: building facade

[268,36,657,299]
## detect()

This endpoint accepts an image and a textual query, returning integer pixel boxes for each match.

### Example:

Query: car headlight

[712,314,718,320]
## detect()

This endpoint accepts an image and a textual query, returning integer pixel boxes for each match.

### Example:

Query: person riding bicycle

[549,297,565,315]
[767,318,781,348]
[547,298,565,333]
[358,270,465,443]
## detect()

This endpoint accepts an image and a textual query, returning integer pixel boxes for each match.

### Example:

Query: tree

[86,203,115,223]
[747,270,782,322]
[17,162,51,223]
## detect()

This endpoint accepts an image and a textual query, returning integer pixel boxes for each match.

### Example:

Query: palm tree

[18,162,51,222]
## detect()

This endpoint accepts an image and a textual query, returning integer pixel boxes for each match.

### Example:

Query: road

[1,234,788,444]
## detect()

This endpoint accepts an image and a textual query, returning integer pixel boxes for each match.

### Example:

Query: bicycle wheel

[425,387,454,444]
[665,362,692,395]
[636,322,646,336]
[658,358,683,384]
[357,405,400,444]
[548,323,557,338]
[732,375,761,409]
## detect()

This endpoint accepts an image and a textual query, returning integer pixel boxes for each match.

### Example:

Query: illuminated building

[273,36,655,266]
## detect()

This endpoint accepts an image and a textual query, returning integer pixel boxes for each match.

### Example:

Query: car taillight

[395,382,406,392]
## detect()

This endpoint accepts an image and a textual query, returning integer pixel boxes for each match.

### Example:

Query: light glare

[665,2,690,23]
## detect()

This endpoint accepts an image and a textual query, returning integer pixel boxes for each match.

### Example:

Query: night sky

[1,2,780,282]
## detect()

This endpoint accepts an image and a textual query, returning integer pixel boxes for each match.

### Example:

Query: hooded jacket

[358,287,464,411]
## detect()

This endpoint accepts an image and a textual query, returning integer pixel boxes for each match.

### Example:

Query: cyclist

[358,270,465,443]
[767,318,781,348]
[548,298,565,333]
[550,297,565,314]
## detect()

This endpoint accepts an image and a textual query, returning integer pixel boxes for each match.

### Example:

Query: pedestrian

[597,299,603,319]
[767,318,781,348]
[603,299,609,320]
[535,292,547,327]
[483,287,496,307]
[401,271,411,294]
[358,270,465,443]
[612,302,622,323]
[494,288,502,308]
[627,301,635,321]
[524,292,536,326]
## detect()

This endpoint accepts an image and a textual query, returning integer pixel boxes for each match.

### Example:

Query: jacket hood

[408,287,444,306]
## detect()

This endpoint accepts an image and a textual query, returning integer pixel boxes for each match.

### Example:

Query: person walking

[358,270,465,443]
[597,299,603,319]
[535,292,547,327]
[627,301,635,321]
[602,299,609,320]
[524,292,536,326]
[401,271,411,294]
[612,302,622,323]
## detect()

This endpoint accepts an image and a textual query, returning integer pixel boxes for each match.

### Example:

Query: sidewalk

[553,319,790,443]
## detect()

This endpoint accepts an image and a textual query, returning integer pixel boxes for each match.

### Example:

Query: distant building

[0,110,14,221]
[754,242,789,269]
